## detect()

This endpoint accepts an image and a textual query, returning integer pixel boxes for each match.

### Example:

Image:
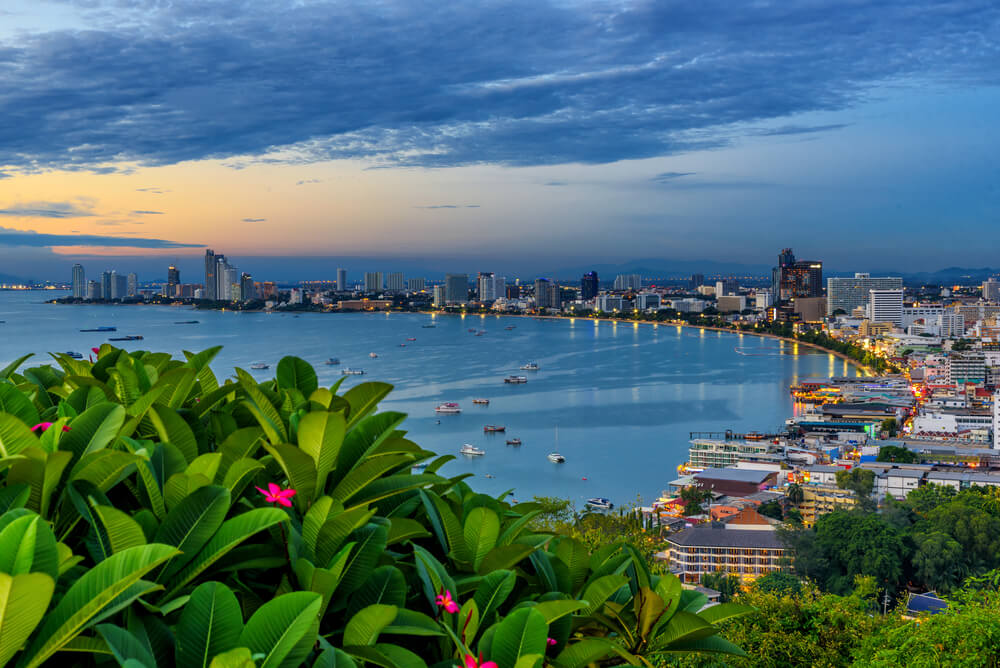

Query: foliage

[757,500,783,521]
[835,468,876,510]
[680,486,712,517]
[0,347,747,667]
[700,571,740,603]
[875,445,915,463]
[785,483,804,505]
[753,572,802,596]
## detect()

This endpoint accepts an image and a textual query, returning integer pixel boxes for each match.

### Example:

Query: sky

[0,0,998,281]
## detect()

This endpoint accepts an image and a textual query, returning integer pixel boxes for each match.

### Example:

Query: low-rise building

[797,485,857,525]
[693,468,778,497]
[664,525,786,583]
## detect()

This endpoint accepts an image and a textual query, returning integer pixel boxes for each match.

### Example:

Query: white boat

[436,402,461,414]
[341,368,365,375]
[586,497,614,510]
[250,362,269,370]
[504,375,528,384]
[520,362,539,371]
[325,357,340,365]
[547,453,565,463]
[369,352,378,358]
[460,444,485,456]
[412,462,429,470]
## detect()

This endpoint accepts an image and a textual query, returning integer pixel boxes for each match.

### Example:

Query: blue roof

[907,593,948,615]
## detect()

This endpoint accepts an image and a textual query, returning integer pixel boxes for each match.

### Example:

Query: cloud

[242,217,267,222]
[755,124,849,137]
[543,181,569,186]
[131,210,163,215]
[0,1,997,169]
[0,226,199,248]
[416,205,481,209]
[296,179,321,185]
[650,172,696,182]
[0,201,95,218]
[135,187,169,194]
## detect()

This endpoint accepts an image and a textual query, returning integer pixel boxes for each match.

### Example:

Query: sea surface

[0,291,859,508]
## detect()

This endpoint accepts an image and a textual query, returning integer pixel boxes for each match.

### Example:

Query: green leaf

[296,411,345,495]
[221,458,264,501]
[161,508,287,601]
[90,502,148,558]
[276,356,318,397]
[648,610,716,649]
[473,569,516,626]
[176,582,244,668]
[239,591,321,668]
[578,575,630,616]
[532,600,586,624]
[0,572,54,667]
[217,428,265,478]
[348,566,406,616]
[148,404,199,463]
[313,505,373,567]
[338,523,389,596]
[664,634,747,656]
[0,414,38,458]
[235,369,287,444]
[209,647,256,668]
[330,454,412,506]
[70,450,140,492]
[385,517,431,546]
[0,485,30,514]
[59,403,126,463]
[19,544,178,668]
[418,490,469,564]
[0,383,40,426]
[491,607,548,668]
[341,382,393,430]
[477,545,536,575]
[96,623,157,668]
[695,602,754,626]
[381,609,445,638]
[343,604,397,646]
[464,507,500,571]
[6,448,72,518]
[263,443,317,510]
[0,353,33,379]
[553,638,636,668]
[345,644,426,668]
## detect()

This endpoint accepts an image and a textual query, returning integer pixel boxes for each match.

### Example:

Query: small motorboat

[475,330,486,336]
[506,438,522,446]
[436,402,461,414]
[250,362,269,370]
[109,335,144,341]
[468,328,477,333]
[505,325,516,330]
[64,351,84,359]
[406,337,417,341]
[399,343,406,347]
[174,320,200,324]
[586,497,614,510]
[80,326,116,332]
[547,453,565,463]
[412,462,429,470]
[483,425,506,433]
[325,358,340,365]
[484,474,495,479]
[369,352,378,358]
[520,362,539,371]
[460,444,485,456]
[341,368,365,375]
[472,398,490,405]
[422,325,436,328]
[504,375,528,384]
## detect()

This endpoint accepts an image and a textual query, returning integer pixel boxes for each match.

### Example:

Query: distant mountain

[554,258,773,280]
[894,267,1000,285]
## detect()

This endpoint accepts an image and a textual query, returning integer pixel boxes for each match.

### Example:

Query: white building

[994,392,1000,449]
[289,288,303,304]
[613,274,641,291]
[432,284,446,307]
[71,264,85,298]
[827,274,903,316]
[477,273,505,302]
[386,272,405,292]
[635,293,660,310]
[336,268,348,292]
[754,290,773,310]
[364,272,384,292]
[983,279,1000,302]
[867,288,904,326]
[407,277,425,292]
[596,294,625,312]
[126,273,138,297]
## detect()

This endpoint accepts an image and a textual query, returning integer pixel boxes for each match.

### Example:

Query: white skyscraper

[983,279,1000,302]
[126,273,138,297]
[407,277,425,292]
[867,288,904,326]
[477,273,505,301]
[364,272,384,292]
[433,284,446,307]
[71,264,85,298]
[337,268,348,292]
[827,274,904,315]
[613,274,641,291]
[993,391,1000,449]
[386,272,405,292]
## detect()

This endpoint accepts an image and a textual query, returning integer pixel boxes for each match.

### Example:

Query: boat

[422,325,436,328]
[586,497,614,510]
[325,358,340,365]
[505,325,516,330]
[250,362,270,370]
[484,474,494,479]
[341,368,365,375]
[504,375,528,384]
[174,320,200,324]
[80,326,116,332]
[475,330,486,336]
[468,328,477,333]
[406,337,416,341]
[108,335,144,341]
[483,425,506,433]
[520,362,539,371]
[369,352,378,358]
[399,343,406,347]
[435,402,461,414]
[412,462,429,470]
[506,438,522,445]
[547,453,566,463]
[64,351,83,359]
[460,444,485,456]
[472,398,490,405]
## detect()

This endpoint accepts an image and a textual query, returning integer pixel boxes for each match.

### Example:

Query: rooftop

[667,526,785,549]
[694,468,775,484]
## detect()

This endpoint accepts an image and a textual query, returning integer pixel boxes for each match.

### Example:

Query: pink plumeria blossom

[462,655,497,668]
[91,347,100,355]
[547,637,557,646]
[31,422,70,433]
[436,588,459,614]
[255,482,297,507]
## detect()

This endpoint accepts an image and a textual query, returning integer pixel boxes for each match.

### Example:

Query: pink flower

[91,347,100,355]
[463,655,498,668]
[255,482,297,507]
[436,588,459,614]
[547,638,557,646]
[30,422,69,433]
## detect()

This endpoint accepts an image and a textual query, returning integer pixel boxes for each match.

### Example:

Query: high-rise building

[204,250,217,300]
[755,290,774,310]
[477,272,505,302]
[826,274,903,316]
[433,285,446,307]
[101,271,112,299]
[240,273,254,301]
[534,278,560,309]
[167,265,180,296]
[336,268,348,292]
[772,249,822,302]
[71,264,85,298]
[126,273,138,297]
[407,277,425,292]
[581,271,599,301]
[867,288,904,326]
[715,279,738,296]
[364,272,384,293]
[86,280,100,300]
[983,279,1000,303]
[506,284,521,299]
[110,271,126,300]
[689,274,704,291]
[444,274,469,305]
[386,272,405,292]
[214,257,238,301]
[613,274,641,291]
[771,248,796,298]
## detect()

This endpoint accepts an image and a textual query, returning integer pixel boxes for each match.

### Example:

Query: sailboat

[547,425,565,463]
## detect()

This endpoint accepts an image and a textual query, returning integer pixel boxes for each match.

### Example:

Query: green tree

[758,500,784,520]
[878,419,900,438]
[753,572,802,596]
[835,468,876,510]
[701,571,741,603]
[904,482,957,514]
[877,446,917,463]
[786,483,804,505]
[911,530,967,592]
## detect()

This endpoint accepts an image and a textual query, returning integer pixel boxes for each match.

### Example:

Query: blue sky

[0,1,998,280]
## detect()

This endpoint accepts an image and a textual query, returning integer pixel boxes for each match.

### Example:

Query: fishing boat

[80,326,116,332]
[505,325,516,330]
[475,330,486,336]
[369,352,378,358]
[422,324,436,328]
[586,497,614,510]
[399,343,406,347]
[341,368,365,375]
[483,425,506,433]
[460,444,485,456]
[505,438,522,446]
[472,398,490,405]
[406,337,417,341]
[109,335,144,341]
[468,328,477,333]
[520,362,539,371]
[174,320,200,324]
[504,375,528,384]
[435,402,461,414]
[547,453,565,463]
[325,358,340,365]
[64,351,84,359]
[250,362,270,370]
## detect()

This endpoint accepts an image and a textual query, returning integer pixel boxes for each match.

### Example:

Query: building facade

[581,271,599,301]
[444,274,468,305]
[664,526,786,582]
[364,272,384,293]
[867,288,904,326]
[613,274,641,291]
[71,264,85,298]
[336,268,348,292]
[827,274,903,315]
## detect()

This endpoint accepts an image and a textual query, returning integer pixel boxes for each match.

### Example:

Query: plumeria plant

[0,347,750,667]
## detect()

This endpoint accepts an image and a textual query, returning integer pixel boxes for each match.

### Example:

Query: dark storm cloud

[2,0,998,169]
[0,226,200,248]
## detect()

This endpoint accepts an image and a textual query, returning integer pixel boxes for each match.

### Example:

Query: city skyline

[0,2,998,280]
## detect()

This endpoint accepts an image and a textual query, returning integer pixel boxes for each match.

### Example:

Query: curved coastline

[429,310,874,376]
